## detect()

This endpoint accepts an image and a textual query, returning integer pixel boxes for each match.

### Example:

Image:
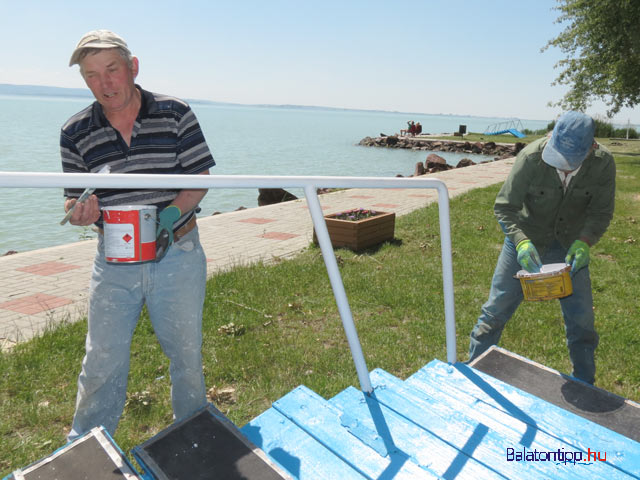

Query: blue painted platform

[242,355,640,479]
[6,349,639,479]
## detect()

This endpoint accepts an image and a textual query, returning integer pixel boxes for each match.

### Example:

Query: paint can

[515,263,573,301]
[102,205,157,263]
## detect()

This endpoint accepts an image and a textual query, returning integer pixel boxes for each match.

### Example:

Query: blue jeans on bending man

[468,238,598,384]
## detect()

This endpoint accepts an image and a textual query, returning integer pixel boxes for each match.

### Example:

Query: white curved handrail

[0,172,456,393]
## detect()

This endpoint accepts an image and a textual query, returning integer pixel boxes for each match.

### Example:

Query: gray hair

[78,46,134,76]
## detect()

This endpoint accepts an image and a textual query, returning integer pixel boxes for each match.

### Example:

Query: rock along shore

[358,134,525,176]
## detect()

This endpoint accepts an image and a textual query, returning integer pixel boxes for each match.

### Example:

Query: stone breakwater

[359,135,523,159]
[358,135,525,176]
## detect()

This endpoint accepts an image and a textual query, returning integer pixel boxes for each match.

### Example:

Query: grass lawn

[1,144,638,475]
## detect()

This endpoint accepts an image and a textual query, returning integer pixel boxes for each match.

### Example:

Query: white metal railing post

[303,185,373,393]
[435,185,457,364]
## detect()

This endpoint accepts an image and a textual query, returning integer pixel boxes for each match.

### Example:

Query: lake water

[0,93,550,253]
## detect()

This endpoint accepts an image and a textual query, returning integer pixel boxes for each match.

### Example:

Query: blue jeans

[68,227,208,441]
[468,238,598,384]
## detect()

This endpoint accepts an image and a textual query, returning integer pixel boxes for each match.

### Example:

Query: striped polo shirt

[60,85,215,230]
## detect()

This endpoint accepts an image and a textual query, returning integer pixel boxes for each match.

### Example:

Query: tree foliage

[543,0,640,117]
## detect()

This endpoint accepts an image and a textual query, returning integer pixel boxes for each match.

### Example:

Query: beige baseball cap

[69,30,131,66]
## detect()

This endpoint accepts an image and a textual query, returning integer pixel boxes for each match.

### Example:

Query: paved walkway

[0,158,514,350]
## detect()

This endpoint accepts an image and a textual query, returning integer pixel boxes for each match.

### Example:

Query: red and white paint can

[102,205,157,263]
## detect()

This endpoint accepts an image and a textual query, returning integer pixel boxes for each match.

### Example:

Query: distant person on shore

[466,111,615,385]
[415,122,422,135]
[401,120,415,137]
[60,30,215,441]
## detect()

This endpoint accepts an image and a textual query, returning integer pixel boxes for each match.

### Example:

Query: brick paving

[0,159,514,350]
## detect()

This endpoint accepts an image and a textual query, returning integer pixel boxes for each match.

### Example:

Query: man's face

[80,49,139,115]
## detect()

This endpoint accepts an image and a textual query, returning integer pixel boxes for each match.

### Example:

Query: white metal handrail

[0,172,456,393]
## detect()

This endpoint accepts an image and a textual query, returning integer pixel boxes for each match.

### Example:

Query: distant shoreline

[0,83,551,123]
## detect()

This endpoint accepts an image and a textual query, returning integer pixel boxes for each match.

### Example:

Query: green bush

[613,127,639,139]
[522,128,549,136]
[594,118,615,138]
[546,117,638,139]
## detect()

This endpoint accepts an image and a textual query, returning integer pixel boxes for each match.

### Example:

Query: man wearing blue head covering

[467,111,616,384]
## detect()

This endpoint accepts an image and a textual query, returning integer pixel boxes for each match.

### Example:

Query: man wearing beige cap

[61,30,215,441]
[467,111,616,385]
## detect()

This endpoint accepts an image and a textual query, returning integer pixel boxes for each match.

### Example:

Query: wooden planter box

[314,210,396,251]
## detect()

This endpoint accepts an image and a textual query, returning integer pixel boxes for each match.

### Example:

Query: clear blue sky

[2,0,638,124]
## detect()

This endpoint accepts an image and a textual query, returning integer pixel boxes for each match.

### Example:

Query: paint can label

[102,206,157,263]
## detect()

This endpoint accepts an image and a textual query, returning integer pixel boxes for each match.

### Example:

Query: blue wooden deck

[241,359,640,479]
[6,354,639,479]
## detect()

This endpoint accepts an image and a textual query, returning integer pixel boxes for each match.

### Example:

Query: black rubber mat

[134,405,289,480]
[470,347,640,442]
[11,428,138,479]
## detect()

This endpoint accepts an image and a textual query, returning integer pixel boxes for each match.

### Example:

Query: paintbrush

[60,165,111,225]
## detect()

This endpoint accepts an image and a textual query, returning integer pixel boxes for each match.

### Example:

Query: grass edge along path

[1,152,638,475]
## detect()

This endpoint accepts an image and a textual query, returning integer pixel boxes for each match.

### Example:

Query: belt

[173,215,197,242]
[97,215,197,241]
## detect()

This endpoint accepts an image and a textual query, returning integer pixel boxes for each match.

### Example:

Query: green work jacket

[494,137,616,252]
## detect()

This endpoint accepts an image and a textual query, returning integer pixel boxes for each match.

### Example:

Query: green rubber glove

[516,239,542,273]
[565,239,590,276]
[156,205,181,244]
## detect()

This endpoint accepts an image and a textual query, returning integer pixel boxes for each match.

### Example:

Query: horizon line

[0,82,553,124]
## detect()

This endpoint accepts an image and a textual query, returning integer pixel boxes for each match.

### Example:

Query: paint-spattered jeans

[68,227,207,441]
[468,238,599,384]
